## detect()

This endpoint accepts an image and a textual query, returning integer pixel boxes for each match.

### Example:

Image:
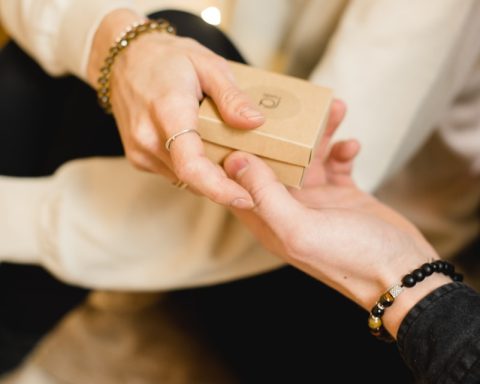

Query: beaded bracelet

[97,18,176,114]
[368,260,463,342]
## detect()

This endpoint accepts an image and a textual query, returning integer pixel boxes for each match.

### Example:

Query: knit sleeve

[0,0,139,81]
[0,158,282,290]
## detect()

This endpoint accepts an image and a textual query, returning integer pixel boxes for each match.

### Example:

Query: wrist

[381,273,452,338]
[87,8,145,87]
[367,259,463,342]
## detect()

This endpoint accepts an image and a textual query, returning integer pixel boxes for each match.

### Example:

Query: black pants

[0,10,413,382]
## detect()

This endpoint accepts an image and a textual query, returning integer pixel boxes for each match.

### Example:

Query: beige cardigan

[0,0,479,288]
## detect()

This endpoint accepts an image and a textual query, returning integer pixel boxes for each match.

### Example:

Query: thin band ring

[165,129,201,152]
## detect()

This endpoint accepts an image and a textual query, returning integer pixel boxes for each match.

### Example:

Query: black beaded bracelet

[368,260,463,342]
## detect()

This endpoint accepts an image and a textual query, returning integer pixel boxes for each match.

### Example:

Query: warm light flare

[201,6,222,26]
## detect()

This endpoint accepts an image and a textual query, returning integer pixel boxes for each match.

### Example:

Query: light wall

[139,0,234,30]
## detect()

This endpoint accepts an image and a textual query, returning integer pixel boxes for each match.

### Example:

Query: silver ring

[165,129,201,152]
[173,180,188,190]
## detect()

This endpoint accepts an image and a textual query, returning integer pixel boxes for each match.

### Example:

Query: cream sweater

[0,0,479,288]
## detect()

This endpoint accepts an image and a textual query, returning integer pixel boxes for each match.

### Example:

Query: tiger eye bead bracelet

[368,260,463,342]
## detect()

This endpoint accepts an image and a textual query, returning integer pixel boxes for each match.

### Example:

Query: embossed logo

[259,93,282,109]
[246,86,300,119]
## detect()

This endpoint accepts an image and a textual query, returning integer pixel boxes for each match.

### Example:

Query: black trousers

[0,10,413,382]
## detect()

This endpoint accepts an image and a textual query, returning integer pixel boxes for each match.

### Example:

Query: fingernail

[240,106,265,122]
[230,198,255,210]
[228,157,249,179]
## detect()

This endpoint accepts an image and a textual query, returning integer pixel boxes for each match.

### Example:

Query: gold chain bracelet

[97,18,176,114]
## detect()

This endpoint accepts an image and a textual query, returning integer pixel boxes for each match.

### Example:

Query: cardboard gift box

[198,61,333,188]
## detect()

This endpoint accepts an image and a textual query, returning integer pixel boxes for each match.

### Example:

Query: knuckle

[213,56,230,71]
[152,92,197,118]
[232,99,253,115]
[139,136,161,154]
[173,159,226,204]
[131,124,161,153]
[150,95,170,119]
[250,181,271,206]
[174,159,200,182]
[151,89,177,107]
[150,94,181,126]
[220,86,244,107]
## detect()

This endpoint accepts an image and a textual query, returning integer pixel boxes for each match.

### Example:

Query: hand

[87,9,264,208]
[223,100,450,336]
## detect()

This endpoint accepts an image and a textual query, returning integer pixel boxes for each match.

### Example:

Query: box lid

[198,61,333,167]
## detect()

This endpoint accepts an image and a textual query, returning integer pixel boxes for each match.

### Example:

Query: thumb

[195,58,265,129]
[224,152,302,223]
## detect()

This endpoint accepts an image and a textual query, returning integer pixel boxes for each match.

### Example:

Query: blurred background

[4,1,479,383]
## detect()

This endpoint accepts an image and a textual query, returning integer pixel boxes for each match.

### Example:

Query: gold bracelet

[97,18,176,114]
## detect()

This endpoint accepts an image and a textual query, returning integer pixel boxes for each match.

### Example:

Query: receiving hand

[223,100,440,312]
[87,10,264,208]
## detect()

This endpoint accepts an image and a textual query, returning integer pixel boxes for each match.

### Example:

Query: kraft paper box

[198,61,333,188]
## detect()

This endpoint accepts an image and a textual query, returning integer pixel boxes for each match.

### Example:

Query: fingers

[194,56,265,129]
[173,146,255,207]
[304,138,360,189]
[313,99,347,160]
[329,140,361,164]
[224,152,302,225]
[325,140,361,186]
[151,91,254,207]
[109,34,264,205]
[302,99,347,187]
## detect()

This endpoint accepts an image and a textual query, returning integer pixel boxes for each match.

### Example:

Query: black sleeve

[397,282,480,383]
